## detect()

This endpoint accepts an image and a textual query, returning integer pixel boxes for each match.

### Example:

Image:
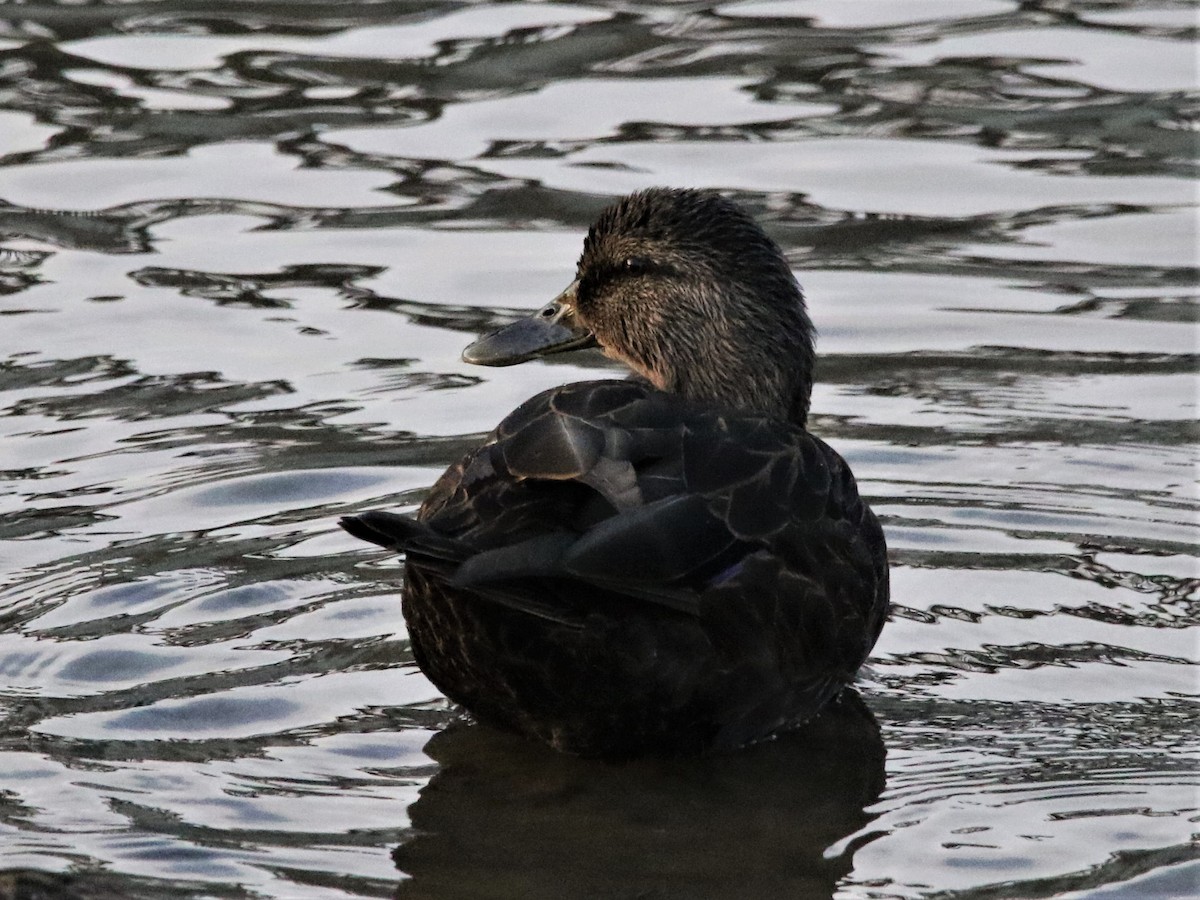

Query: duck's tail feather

[343,510,703,619]
[340,511,466,564]
[340,511,586,627]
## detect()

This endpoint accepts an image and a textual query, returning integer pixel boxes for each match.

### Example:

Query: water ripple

[0,1,1195,896]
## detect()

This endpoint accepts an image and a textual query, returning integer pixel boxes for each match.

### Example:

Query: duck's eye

[622,256,651,275]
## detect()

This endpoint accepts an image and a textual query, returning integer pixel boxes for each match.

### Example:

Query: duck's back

[357,379,888,757]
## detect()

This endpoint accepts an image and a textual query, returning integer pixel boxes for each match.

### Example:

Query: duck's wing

[345,380,886,634]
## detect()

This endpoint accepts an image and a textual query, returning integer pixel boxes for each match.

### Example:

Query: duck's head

[463,188,815,426]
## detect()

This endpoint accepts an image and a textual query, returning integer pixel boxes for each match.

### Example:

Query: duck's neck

[623,281,814,428]
[660,347,812,428]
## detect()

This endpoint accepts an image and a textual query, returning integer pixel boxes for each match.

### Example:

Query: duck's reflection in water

[394,690,885,899]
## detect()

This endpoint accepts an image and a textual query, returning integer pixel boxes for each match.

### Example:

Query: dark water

[1,2,1197,897]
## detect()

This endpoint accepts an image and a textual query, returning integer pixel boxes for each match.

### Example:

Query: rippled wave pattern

[0,2,1196,897]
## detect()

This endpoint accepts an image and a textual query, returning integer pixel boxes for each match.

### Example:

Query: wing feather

[348,381,886,636]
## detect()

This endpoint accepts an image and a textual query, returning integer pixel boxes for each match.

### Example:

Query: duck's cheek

[595,341,645,379]
[598,342,632,368]
[610,349,668,389]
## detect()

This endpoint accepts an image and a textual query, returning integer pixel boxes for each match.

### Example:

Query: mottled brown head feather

[572,188,814,426]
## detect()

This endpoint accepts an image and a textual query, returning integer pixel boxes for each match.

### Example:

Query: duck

[341,188,889,759]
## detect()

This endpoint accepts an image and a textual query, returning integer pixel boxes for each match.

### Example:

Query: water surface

[0,1,1197,897]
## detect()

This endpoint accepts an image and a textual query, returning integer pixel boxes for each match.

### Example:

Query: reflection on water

[0,1,1196,897]
[398,692,885,900]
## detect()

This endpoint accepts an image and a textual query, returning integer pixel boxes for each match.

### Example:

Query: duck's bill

[462,280,596,366]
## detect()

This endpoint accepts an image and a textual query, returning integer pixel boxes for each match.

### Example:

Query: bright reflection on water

[0,1,1197,897]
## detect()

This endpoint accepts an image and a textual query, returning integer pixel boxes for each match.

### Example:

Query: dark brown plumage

[341,188,889,758]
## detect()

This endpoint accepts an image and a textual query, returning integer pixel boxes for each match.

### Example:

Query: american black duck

[341,188,889,758]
